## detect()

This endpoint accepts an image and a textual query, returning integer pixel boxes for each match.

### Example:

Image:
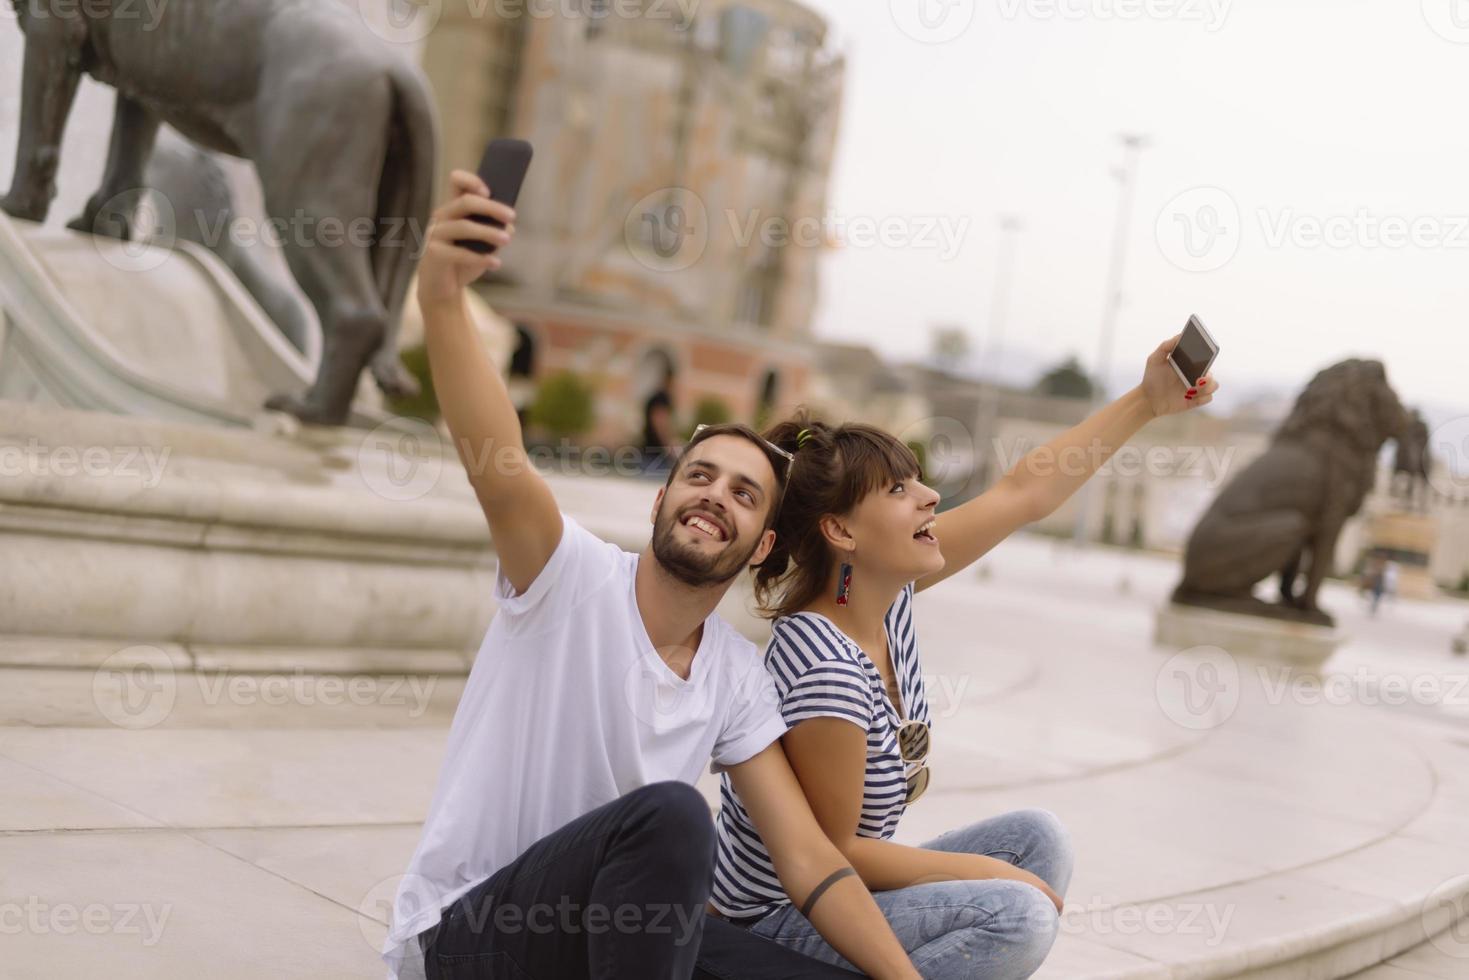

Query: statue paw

[67,203,133,242]
[371,355,422,401]
[0,192,48,223]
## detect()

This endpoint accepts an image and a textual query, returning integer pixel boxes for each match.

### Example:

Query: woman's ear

[818,514,854,554]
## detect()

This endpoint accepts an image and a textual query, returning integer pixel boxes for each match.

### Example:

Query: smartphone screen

[1171,317,1217,385]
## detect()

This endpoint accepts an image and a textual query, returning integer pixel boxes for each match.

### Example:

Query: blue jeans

[746,808,1074,980]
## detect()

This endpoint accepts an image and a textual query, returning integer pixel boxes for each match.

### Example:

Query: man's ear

[651,486,665,526]
[750,528,776,568]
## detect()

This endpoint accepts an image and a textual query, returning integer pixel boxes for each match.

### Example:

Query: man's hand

[417,169,518,312]
[1139,332,1221,418]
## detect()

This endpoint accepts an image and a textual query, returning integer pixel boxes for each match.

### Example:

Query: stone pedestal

[1154,602,1343,670]
[0,401,766,673]
[0,401,491,671]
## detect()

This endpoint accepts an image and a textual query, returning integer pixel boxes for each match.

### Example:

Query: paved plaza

[3,475,1467,978]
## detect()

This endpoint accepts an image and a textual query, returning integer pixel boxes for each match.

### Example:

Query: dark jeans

[420,781,862,980]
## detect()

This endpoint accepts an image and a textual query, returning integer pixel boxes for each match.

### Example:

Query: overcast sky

[795,0,1469,433]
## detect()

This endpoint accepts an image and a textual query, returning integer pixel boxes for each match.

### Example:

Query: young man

[382,170,922,980]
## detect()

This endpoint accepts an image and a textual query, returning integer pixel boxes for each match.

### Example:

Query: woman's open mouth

[914,519,938,545]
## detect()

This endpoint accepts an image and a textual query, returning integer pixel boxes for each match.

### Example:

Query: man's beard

[651,502,762,589]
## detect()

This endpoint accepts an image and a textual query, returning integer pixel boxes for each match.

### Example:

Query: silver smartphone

[1168,315,1220,389]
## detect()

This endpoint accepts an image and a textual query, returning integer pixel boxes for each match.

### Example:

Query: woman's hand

[416,169,518,313]
[1020,871,1065,914]
[1139,332,1221,419]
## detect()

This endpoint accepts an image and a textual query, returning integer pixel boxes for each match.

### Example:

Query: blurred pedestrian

[641,363,680,473]
[1368,555,1387,615]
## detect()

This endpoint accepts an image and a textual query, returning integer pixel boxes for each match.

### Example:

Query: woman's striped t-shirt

[710,583,931,920]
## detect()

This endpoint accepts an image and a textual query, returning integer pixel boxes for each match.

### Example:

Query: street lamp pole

[1072,133,1149,546]
[979,215,1022,491]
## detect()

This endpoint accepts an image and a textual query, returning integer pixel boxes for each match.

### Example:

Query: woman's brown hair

[754,410,922,620]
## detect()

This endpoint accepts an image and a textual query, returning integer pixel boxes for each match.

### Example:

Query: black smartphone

[455,138,533,255]
[1168,314,1220,389]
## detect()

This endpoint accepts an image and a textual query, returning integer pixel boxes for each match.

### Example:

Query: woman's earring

[836,559,853,606]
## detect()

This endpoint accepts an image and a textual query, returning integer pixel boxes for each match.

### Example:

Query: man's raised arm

[418,169,562,594]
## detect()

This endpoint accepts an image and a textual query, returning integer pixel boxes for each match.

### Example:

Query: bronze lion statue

[2,0,436,425]
[1172,358,1409,627]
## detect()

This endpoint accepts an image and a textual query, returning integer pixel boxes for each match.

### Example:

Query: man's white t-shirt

[382,514,788,979]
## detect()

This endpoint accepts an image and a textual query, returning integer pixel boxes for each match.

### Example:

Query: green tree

[386,344,440,421]
[530,371,597,439]
[930,325,971,365]
[683,395,732,438]
[1033,356,1094,400]
[906,440,928,482]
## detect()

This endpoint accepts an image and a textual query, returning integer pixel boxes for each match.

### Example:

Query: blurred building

[420,0,845,444]
[806,342,931,439]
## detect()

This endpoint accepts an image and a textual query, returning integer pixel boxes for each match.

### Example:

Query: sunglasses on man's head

[690,424,794,479]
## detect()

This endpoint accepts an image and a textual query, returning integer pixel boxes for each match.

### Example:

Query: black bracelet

[799,867,857,920]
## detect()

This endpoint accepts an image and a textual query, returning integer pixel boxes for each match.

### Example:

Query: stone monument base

[0,400,492,673]
[0,400,768,674]
[1154,602,1343,670]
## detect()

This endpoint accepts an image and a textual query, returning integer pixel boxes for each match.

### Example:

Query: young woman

[710,334,1219,979]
